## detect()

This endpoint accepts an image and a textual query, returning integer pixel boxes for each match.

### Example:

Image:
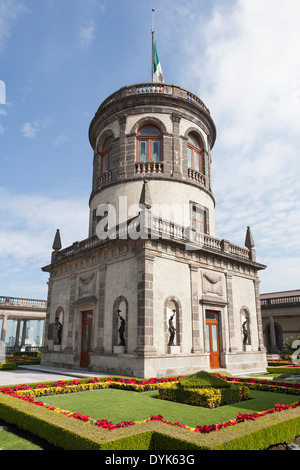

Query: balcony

[135,162,163,174]
[47,213,262,270]
[97,170,112,188]
[188,168,206,186]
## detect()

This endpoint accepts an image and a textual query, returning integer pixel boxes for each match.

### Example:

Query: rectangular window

[206,324,210,352]
[152,140,160,161]
[194,151,201,172]
[187,148,192,168]
[192,205,205,233]
[211,325,218,352]
[138,141,147,162]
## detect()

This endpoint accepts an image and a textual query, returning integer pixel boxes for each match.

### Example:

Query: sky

[0,0,300,300]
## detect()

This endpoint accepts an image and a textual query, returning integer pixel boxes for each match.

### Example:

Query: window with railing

[191,204,207,234]
[137,126,162,163]
[187,134,203,173]
[100,137,113,174]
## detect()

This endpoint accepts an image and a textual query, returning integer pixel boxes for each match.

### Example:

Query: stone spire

[139,180,152,209]
[52,229,62,251]
[245,226,255,249]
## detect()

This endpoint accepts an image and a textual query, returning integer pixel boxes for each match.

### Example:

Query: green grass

[0,421,57,450]
[42,388,299,429]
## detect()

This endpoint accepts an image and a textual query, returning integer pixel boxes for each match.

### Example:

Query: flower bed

[1,374,300,438]
[214,374,300,394]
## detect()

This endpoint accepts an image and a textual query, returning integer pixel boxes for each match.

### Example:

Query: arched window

[187,134,203,173]
[137,126,162,162]
[100,137,113,174]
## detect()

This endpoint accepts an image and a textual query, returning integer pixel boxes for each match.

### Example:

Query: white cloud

[0,0,27,52]
[0,187,88,262]
[168,0,300,292]
[0,187,88,297]
[79,22,96,50]
[21,117,52,139]
[53,134,69,147]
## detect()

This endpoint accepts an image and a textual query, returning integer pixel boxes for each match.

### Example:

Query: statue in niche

[168,310,176,346]
[242,319,248,345]
[118,310,126,346]
[57,322,62,345]
[54,318,63,345]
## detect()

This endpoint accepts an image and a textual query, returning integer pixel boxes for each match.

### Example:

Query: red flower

[35,383,49,389]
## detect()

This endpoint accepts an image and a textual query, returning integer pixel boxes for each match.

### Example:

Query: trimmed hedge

[178,370,231,390]
[267,366,300,375]
[0,391,299,450]
[158,382,249,408]
[0,373,300,450]
[0,362,17,370]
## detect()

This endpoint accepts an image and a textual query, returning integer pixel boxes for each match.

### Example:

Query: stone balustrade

[0,296,47,310]
[261,294,300,308]
[51,213,256,266]
[188,168,206,186]
[135,162,163,174]
[98,82,210,115]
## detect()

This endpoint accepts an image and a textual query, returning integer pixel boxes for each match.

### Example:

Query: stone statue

[242,320,248,345]
[57,321,62,345]
[118,310,125,346]
[168,310,176,346]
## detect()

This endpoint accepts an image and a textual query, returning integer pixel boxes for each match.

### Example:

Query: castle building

[41,81,267,377]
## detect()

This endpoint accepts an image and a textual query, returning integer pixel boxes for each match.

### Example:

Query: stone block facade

[41,82,267,377]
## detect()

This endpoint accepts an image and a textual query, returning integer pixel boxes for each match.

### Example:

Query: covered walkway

[0,296,46,350]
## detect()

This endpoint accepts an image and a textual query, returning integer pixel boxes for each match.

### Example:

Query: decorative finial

[139,180,152,209]
[245,226,255,249]
[52,229,62,251]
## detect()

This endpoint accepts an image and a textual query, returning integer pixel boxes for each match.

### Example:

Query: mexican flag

[153,40,164,83]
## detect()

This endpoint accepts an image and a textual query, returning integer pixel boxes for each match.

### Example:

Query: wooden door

[80,311,93,368]
[205,311,221,369]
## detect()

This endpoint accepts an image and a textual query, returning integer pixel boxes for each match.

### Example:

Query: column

[171,113,182,177]
[0,315,7,343]
[117,114,127,178]
[253,278,266,352]
[14,320,21,348]
[21,320,27,348]
[67,274,76,353]
[189,264,202,353]
[94,265,106,353]
[225,274,238,351]
[269,315,277,354]
[135,248,156,357]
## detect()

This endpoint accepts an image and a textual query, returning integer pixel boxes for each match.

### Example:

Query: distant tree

[279,334,300,362]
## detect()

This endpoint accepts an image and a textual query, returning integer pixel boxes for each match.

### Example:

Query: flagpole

[151,8,155,82]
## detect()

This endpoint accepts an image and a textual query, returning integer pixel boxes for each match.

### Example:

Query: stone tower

[41,82,267,377]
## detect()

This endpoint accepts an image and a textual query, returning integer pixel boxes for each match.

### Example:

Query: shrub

[158,372,249,408]
[178,370,231,390]
[279,334,300,361]
[0,362,17,370]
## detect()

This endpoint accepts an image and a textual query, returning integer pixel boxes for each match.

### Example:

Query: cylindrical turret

[88,83,217,238]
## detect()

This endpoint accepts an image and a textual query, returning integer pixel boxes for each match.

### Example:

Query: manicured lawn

[42,388,300,428]
[0,421,57,450]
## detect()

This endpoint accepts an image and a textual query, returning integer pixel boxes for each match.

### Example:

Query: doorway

[80,311,93,368]
[205,311,221,368]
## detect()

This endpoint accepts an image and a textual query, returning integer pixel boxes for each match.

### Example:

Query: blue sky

[0,0,300,299]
